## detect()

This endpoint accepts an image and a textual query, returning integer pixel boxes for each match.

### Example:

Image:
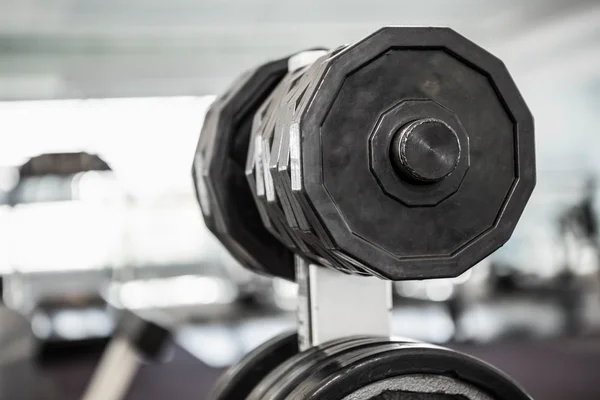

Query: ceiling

[0,0,598,100]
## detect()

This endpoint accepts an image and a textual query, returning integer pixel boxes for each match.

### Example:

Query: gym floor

[1,334,597,400]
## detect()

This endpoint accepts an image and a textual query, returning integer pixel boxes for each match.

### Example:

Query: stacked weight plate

[209,331,532,400]
[245,46,372,277]
[193,57,296,280]
[193,27,535,282]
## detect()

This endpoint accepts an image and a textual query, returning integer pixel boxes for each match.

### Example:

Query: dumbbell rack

[197,27,535,400]
[295,257,392,351]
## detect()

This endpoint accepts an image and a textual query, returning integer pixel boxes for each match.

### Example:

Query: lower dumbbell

[208,261,532,400]
[207,332,299,400]
[209,332,530,400]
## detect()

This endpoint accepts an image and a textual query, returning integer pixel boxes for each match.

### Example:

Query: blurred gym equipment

[0,276,57,399]
[2,152,120,350]
[82,310,171,400]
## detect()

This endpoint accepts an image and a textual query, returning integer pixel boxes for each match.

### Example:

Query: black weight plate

[269,62,359,273]
[257,69,311,254]
[250,336,389,400]
[281,45,352,250]
[281,54,337,249]
[194,72,271,274]
[202,57,296,280]
[247,82,280,231]
[253,70,300,251]
[291,341,532,400]
[247,336,371,400]
[285,51,355,254]
[193,96,224,231]
[207,331,299,400]
[271,64,318,234]
[236,52,354,273]
[270,67,313,235]
[331,249,373,276]
[244,60,339,271]
[273,58,337,260]
[243,60,335,273]
[280,340,397,400]
[193,96,269,274]
[297,27,535,280]
[287,341,400,400]
[278,49,368,274]
[244,75,314,270]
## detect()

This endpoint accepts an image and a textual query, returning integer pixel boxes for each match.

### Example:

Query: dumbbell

[193,27,535,400]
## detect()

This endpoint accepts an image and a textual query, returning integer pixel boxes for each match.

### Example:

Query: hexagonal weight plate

[246,62,340,271]
[264,67,340,268]
[273,51,367,274]
[278,47,383,276]
[247,336,389,400]
[280,339,531,400]
[192,57,295,280]
[284,53,340,251]
[207,332,299,400]
[296,27,535,280]
[248,69,300,251]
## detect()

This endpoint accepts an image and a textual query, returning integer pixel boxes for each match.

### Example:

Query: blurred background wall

[0,0,599,193]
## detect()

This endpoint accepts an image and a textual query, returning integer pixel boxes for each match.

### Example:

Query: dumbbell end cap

[391,118,461,183]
